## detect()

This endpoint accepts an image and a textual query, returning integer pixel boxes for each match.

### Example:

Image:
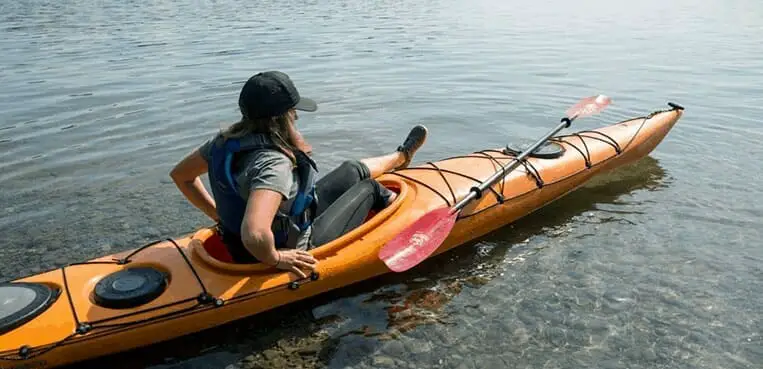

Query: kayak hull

[0,105,683,369]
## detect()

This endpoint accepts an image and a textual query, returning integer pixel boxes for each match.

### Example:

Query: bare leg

[361,124,429,178]
[360,152,406,178]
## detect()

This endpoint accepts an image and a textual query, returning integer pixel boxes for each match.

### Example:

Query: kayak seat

[201,233,235,264]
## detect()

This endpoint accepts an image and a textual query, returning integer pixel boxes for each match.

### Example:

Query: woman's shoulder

[199,131,296,175]
[241,148,294,173]
[197,132,227,161]
[237,148,297,198]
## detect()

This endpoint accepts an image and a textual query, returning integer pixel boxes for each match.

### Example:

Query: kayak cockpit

[190,177,409,273]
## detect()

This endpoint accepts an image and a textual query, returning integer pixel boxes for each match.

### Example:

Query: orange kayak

[0,103,683,369]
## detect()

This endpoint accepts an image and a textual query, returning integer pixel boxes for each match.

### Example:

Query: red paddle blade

[379,207,458,272]
[565,94,611,119]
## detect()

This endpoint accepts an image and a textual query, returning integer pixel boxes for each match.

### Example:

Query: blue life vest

[207,133,318,249]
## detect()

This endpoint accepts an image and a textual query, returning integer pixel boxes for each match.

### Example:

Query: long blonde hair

[221,111,312,162]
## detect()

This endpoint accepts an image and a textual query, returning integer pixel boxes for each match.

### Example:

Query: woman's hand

[241,190,318,278]
[274,249,318,279]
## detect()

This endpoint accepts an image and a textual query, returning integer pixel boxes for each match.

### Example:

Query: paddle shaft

[451,116,576,212]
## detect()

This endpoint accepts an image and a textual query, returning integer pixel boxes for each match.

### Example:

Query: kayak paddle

[378,95,612,272]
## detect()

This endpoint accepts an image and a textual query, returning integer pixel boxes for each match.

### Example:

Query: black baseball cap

[238,71,318,119]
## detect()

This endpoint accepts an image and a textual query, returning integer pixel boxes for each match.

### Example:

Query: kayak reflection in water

[169,71,427,278]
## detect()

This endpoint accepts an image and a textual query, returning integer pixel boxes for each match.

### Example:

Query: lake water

[1,0,762,368]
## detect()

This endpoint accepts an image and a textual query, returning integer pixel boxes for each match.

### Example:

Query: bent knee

[336,160,371,180]
[357,179,394,209]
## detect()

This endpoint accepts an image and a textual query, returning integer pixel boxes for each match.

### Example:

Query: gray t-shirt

[199,134,312,249]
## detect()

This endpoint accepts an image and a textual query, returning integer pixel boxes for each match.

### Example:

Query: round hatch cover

[503,140,565,159]
[94,267,167,309]
[0,282,58,335]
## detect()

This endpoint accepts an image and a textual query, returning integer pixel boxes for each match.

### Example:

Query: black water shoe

[396,124,428,169]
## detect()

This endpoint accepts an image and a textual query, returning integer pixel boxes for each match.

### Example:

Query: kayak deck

[0,104,683,369]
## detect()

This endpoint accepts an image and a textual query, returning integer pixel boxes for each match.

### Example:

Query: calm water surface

[1,0,762,368]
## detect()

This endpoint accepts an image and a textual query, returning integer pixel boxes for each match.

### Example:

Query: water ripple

[1,0,762,368]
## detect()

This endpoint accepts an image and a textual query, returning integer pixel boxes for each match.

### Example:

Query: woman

[170,71,427,278]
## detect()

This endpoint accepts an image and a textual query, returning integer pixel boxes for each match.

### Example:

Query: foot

[395,124,428,169]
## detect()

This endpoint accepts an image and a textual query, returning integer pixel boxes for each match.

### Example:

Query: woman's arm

[170,148,219,222]
[241,189,317,277]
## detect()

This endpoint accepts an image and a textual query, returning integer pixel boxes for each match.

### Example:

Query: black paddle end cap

[667,102,684,110]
